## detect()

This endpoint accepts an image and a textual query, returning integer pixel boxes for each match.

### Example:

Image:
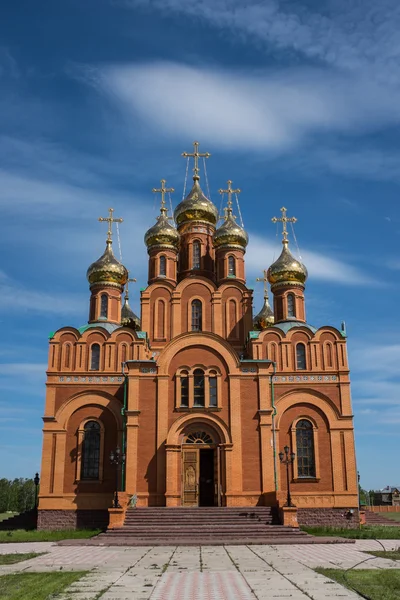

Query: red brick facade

[38,156,358,528]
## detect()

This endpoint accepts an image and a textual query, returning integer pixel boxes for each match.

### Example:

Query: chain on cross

[182,141,211,180]
[271,207,297,243]
[219,180,241,217]
[152,179,174,215]
[98,208,123,242]
[256,269,269,299]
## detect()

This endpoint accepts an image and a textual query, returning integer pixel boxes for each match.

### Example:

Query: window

[192,240,201,269]
[193,369,205,406]
[100,294,108,319]
[159,255,166,276]
[81,421,101,480]
[191,300,202,331]
[209,373,218,407]
[90,344,100,370]
[296,343,306,370]
[296,420,316,477]
[180,371,189,407]
[228,255,236,276]
[287,293,295,318]
[185,431,213,444]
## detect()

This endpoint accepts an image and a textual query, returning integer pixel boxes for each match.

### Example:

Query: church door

[182,447,218,506]
[182,448,199,506]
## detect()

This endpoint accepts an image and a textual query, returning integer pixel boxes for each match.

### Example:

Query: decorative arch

[157,332,239,375]
[275,389,342,429]
[176,276,217,295]
[55,391,123,431]
[166,412,231,446]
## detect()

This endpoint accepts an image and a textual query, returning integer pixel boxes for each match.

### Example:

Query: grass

[0,572,87,600]
[0,513,18,523]
[0,553,46,565]
[0,529,100,543]
[302,525,400,539]
[316,567,400,600]
[366,550,400,561]
[384,512,400,523]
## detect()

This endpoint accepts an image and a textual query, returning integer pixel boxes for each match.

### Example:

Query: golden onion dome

[214,206,248,250]
[144,205,180,250]
[87,240,128,288]
[174,178,219,227]
[253,295,275,330]
[267,240,308,289]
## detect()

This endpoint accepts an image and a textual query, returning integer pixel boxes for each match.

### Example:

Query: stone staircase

[365,510,400,526]
[0,509,37,531]
[96,507,313,546]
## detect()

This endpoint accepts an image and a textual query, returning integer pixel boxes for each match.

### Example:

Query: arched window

[296,343,306,370]
[228,255,236,276]
[193,369,205,406]
[90,344,100,370]
[100,294,108,319]
[180,371,189,407]
[159,255,166,277]
[287,293,295,318]
[326,343,333,368]
[209,372,218,407]
[64,344,71,369]
[192,240,201,269]
[185,431,213,444]
[191,300,202,331]
[296,420,316,477]
[81,421,101,480]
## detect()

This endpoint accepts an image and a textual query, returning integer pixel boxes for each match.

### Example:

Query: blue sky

[0,0,399,490]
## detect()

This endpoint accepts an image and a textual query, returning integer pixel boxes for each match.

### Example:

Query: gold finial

[152,179,174,215]
[98,208,123,243]
[219,180,241,216]
[256,269,269,299]
[182,141,211,180]
[125,275,137,301]
[271,207,297,244]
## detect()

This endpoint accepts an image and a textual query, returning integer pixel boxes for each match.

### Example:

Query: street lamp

[279,446,296,508]
[33,473,40,508]
[110,446,126,508]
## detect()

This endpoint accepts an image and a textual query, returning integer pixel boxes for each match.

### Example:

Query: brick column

[165,444,181,506]
[228,376,242,503]
[156,375,169,504]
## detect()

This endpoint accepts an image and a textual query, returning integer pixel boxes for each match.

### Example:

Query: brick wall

[297,507,359,528]
[38,509,109,531]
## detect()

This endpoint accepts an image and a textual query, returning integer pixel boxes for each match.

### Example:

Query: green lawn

[0,513,18,523]
[0,529,100,543]
[366,550,400,561]
[385,512,400,522]
[0,553,46,565]
[316,568,400,600]
[0,572,87,600]
[302,525,400,539]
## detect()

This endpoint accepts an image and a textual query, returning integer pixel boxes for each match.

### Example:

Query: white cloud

[85,61,400,152]
[246,233,371,285]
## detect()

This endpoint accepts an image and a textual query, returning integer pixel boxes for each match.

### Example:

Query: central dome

[87,240,128,288]
[174,179,219,227]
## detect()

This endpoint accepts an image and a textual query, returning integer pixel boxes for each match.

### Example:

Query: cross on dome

[182,141,211,181]
[98,208,123,243]
[152,179,174,215]
[256,269,270,300]
[219,180,241,217]
[271,207,297,244]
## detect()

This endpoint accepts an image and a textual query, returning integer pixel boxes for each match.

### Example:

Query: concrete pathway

[0,540,399,599]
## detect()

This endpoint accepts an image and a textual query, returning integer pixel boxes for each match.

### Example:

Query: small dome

[267,241,308,289]
[144,211,180,250]
[121,296,140,330]
[214,213,248,249]
[253,295,274,330]
[87,240,128,288]
[174,178,218,227]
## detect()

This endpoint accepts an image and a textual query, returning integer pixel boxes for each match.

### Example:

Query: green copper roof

[274,320,317,334]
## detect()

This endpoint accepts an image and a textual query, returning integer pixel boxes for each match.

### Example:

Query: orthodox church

[38,143,358,529]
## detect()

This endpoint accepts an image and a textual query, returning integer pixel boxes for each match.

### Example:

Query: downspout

[121,362,128,491]
[270,361,278,492]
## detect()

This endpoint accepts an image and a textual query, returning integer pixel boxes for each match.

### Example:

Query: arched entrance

[181,427,221,507]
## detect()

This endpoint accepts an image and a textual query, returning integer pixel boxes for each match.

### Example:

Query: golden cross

[256,269,269,298]
[182,141,211,179]
[271,206,297,243]
[152,179,174,214]
[98,208,123,242]
[218,180,241,215]
[125,276,137,300]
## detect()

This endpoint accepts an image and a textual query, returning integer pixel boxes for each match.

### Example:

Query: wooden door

[182,448,199,506]
[214,446,221,507]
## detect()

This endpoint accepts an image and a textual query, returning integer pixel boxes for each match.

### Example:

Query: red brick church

[38,143,358,529]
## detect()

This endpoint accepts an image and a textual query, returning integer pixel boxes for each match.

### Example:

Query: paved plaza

[0,540,399,599]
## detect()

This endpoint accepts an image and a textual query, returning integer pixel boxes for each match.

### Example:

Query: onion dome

[121,294,140,330]
[87,240,128,288]
[267,240,308,289]
[214,202,248,250]
[253,294,274,330]
[174,178,219,227]
[144,204,179,250]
